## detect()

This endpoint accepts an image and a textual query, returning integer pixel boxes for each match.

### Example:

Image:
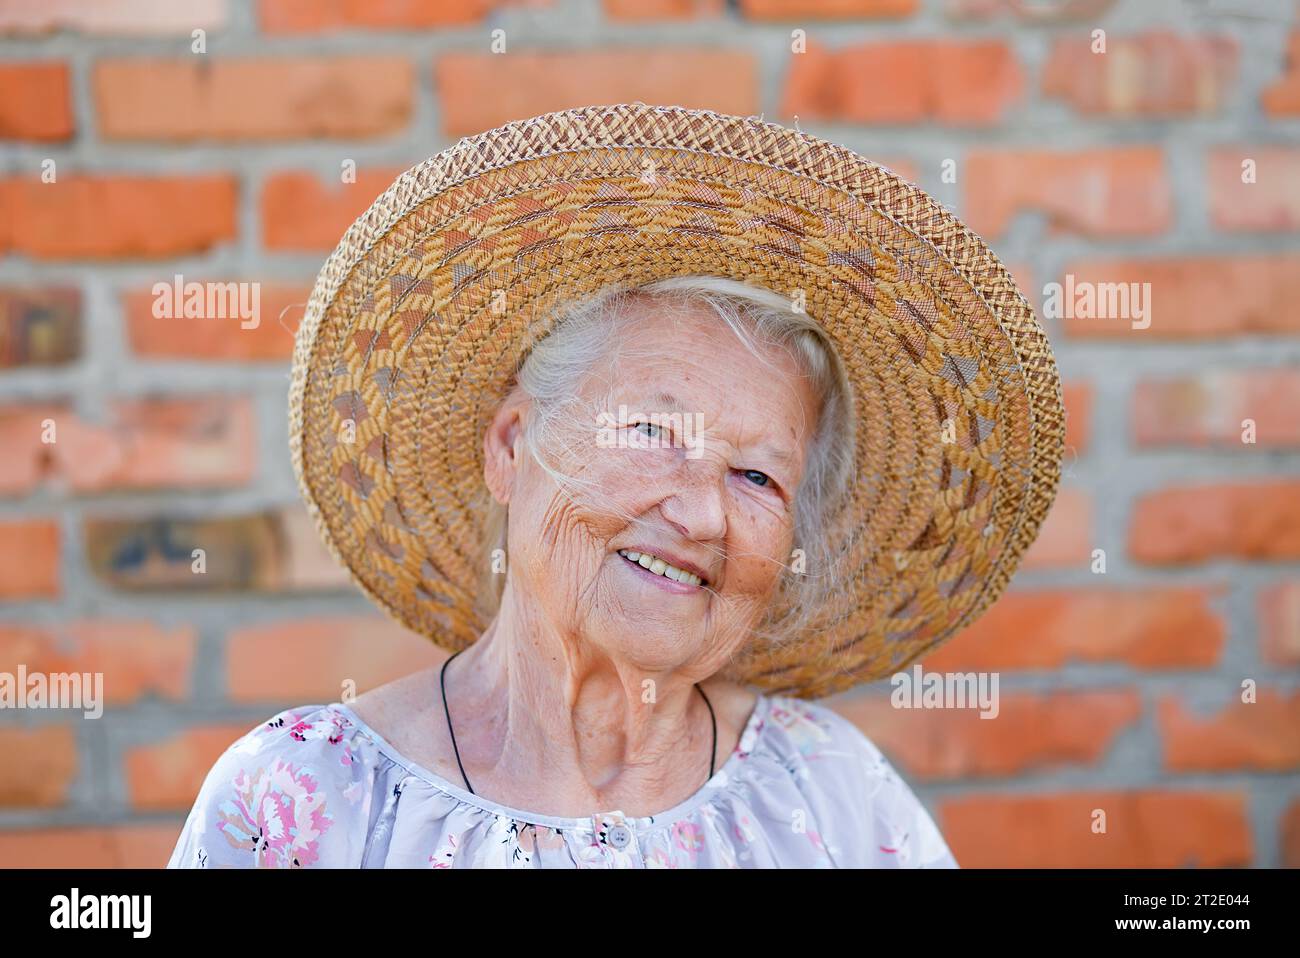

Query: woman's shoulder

[166,702,381,868]
[757,693,959,868]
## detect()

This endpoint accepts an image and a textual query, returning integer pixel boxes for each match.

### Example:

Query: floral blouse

[166,692,959,869]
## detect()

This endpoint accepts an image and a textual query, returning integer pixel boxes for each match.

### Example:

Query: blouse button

[606,824,632,850]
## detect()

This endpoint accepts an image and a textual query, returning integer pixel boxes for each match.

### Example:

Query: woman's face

[485,294,820,680]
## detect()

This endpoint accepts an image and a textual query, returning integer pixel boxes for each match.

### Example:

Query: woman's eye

[741,469,771,488]
[632,421,663,440]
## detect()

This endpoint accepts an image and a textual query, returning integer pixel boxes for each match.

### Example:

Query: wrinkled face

[484,294,820,679]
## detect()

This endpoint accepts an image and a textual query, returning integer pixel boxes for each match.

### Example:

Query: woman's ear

[482,388,527,505]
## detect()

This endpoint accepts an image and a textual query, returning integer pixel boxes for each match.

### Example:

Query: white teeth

[618,549,703,587]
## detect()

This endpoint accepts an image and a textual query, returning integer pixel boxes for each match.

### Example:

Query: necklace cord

[440,650,719,797]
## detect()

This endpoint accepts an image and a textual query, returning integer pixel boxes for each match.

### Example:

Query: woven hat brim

[288,102,1065,699]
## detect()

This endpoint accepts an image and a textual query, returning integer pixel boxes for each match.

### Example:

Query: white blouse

[167,691,959,868]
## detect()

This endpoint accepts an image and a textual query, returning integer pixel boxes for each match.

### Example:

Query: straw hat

[288,102,1065,699]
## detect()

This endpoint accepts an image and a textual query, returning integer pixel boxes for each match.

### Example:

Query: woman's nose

[657,461,728,542]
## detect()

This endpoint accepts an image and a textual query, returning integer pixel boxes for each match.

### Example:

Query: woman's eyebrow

[640,390,798,464]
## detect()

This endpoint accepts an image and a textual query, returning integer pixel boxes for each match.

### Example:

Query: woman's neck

[441,587,725,818]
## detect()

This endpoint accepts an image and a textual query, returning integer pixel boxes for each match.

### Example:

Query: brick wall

[0,0,1297,868]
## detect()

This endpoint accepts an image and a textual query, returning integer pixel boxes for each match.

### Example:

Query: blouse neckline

[328,691,772,832]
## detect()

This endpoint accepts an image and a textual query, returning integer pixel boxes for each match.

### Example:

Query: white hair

[472,274,858,674]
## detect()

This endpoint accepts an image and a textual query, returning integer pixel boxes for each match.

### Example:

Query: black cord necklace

[439,649,717,796]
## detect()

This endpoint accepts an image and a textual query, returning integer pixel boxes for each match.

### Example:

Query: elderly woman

[169,104,1064,869]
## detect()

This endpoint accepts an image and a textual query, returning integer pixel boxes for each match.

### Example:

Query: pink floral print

[168,692,959,869]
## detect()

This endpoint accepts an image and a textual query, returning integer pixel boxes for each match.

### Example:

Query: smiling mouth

[616,549,707,588]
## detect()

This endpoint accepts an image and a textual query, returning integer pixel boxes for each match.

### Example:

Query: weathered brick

[603,0,725,18]
[125,722,253,811]
[1259,580,1300,666]
[1208,146,1300,232]
[260,0,495,31]
[0,288,81,367]
[1061,255,1300,337]
[123,283,308,360]
[1262,30,1300,116]
[0,824,184,868]
[1159,690,1300,772]
[0,621,196,705]
[82,509,349,593]
[0,62,73,140]
[226,615,441,704]
[1063,380,1093,453]
[0,0,226,34]
[940,791,1251,867]
[0,519,59,598]
[964,147,1170,238]
[0,397,256,495]
[434,49,758,136]
[261,168,406,251]
[1282,799,1300,867]
[921,588,1225,670]
[834,689,1140,779]
[0,726,77,808]
[0,175,237,259]
[1133,369,1300,447]
[740,0,917,17]
[781,38,1023,126]
[94,58,413,140]
[1130,480,1300,565]
[1043,32,1237,115]
[1021,487,1091,570]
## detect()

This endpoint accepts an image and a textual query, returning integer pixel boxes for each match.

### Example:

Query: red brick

[94,58,413,140]
[83,509,349,593]
[940,791,1251,867]
[1063,380,1093,453]
[0,287,81,367]
[1061,255,1300,338]
[0,726,77,808]
[1133,369,1300,447]
[226,615,442,704]
[124,284,308,360]
[0,397,256,495]
[260,0,495,31]
[0,621,196,705]
[1130,480,1300,565]
[434,50,758,137]
[1283,799,1300,867]
[1259,580,1300,666]
[0,519,59,598]
[0,63,73,141]
[834,689,1140,779]
[1043,32,1237,116]
[125,723,253,811]
[1021,487,1091,570]
[0,175,237,260]
[964,147,1170,238]
[1262,31,1300,116]
[0,0,227,34]
[781,38,1022,126]
[603,0,724,18]
[261,168,406,252]
[1208,146,1300,232]
[0,824,184,868]
[921,588,1225,671]
[740,0,916,15]
[1159,690,1300,773]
